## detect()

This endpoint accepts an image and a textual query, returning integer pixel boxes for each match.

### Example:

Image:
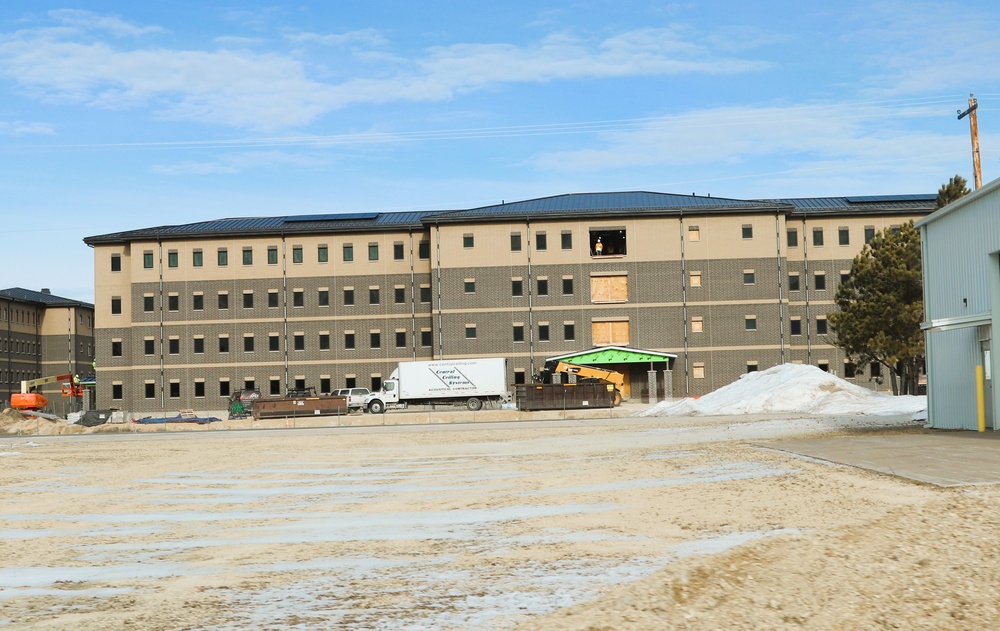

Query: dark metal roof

[84,210,439,245]
[430,191,783,223]
[0,287,94,309]
[765,194,937,216]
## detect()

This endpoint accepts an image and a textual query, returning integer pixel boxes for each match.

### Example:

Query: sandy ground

[2,412,998,630]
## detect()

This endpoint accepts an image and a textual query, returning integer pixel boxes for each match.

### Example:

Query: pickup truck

[333,387,371,411]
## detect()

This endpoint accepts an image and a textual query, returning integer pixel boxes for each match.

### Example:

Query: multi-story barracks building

[84,190,936,414]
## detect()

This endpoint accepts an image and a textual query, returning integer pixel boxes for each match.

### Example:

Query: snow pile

[640,363,926,417]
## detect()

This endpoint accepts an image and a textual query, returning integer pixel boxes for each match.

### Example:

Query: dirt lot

[2,413,999,629]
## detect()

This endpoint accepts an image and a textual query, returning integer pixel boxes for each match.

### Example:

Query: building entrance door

[981,339,994,430]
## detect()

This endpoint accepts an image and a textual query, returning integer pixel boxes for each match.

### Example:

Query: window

[537,278,549,296]
[513,324,525,343]
[790,318,802,335]
[343,244,354,262]
[747,362,759,373]
[269,334,279,352]
[243,292,254,309]
[144,338,155,355]
[368,243,378,261]
[169,382,180,398]
[194,381,205,398]
[818,361,830,373]
[787,228,798,247]
[293,289,304,308]
[418,241,430,259]
[111,297,122,315]
[590,228,626,255]
[319,333,330,350]
[511,232,522,252]
[268,291,279,308]
[394,287,405,304]
[743,270,755,285]
[816,317,828,335]
[844,361,858,378]
[168,250,178,268]
[219,336,229,353]
[318,289,330,307]
[745,316,757,331]
[464,280,476,294]
[111,254,121,272]
[538,323,550,342]
[292,246,303,264]
[812,227,824,246]
[562,277,574,295]
[369,287,380,305]
[294,333,305,351]
[268,246,278,265]
[344,288,355,306]
[561,231,573,250]
[814,272,826,291]
[465,325,477,339]
[218,292,229,310]
[592,319,630,346]
[218,248,228,266]
[693,363,706,379]
[688,226,700,242]
[193,337,204,354]
[865,225,876,244]
[370,331,381,349]
[838,227,850,246]
[788,273,800,291]
[243,335,254,352]
[536,232,547,250]
[419,285,431,303]
[320,377,331,393]
[318,245,329,263]
[345,332,355,350]
[244,379,256,392]
[166,294,178,312]
[168,338,179,355]
[143,251,154,269]
[193,294,204,311]
[840,271,851,285]
[691,317,704,333]
[512,279,523,297]
[145,382,156,398]
[270,379,281,396]
[192,250,203,267]
[111,340,122,357]
[591,274,628,303]
[871,362,882,378]
[742,224,753,239]
[464,234,474,248]
[219,380,231,397]
[242,247,253,265]
[112,383,123,400]
[514,370,526,385]
[395,331,406,348]
[420,329,433,347]
[690,272,702,288]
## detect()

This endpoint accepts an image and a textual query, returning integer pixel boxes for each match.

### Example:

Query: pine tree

[828,222,923,395]
[935,175,971,209]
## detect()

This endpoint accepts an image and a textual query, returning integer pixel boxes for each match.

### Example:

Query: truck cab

[363,381,399,414]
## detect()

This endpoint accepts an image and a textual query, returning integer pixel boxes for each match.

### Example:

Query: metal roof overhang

[546,346,677,365]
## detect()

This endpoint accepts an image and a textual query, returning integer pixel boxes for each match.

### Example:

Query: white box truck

[363,358,510,413]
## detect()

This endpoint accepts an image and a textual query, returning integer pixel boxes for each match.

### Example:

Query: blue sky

[2,1,998,303]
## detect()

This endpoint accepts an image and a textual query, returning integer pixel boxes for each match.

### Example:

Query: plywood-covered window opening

[590,273,628,303]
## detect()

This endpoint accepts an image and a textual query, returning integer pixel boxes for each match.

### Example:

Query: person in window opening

[594,237,603,255]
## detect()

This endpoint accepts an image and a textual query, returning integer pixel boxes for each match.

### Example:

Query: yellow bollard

[976,365,986,432]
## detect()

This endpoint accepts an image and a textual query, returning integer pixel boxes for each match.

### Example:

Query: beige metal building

[1,287,95,417]
[84,191,936,413]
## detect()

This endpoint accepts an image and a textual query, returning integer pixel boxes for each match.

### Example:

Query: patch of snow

[640,363,926,417]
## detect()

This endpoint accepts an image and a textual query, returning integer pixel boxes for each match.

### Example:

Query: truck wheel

[613,390,623,407]
[466,397,483,411]
[369,400,385,414]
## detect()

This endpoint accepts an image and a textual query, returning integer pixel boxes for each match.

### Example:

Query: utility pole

[957,93,983,190]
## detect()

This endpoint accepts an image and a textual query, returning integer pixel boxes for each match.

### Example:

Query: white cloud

[284,29,387,48]
[0,16,771,131]
[0,120,55,136]
[47,9,164,38]
[149,150,328,175]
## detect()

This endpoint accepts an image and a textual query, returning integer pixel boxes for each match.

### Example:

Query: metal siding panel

[923,188,1000,321]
